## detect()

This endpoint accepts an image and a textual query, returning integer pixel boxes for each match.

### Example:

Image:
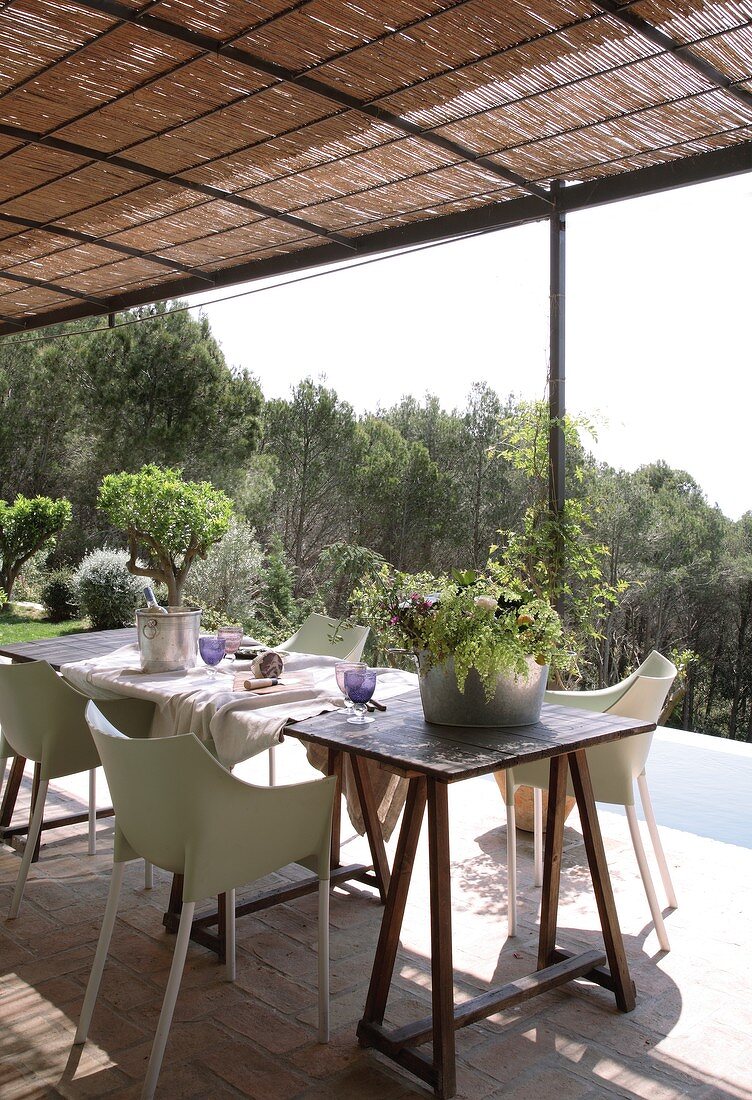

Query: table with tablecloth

[61,644,416,840]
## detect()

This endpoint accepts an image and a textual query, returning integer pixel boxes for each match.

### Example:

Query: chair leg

[9,778,48,919]
[268,744,276,786]
[625,805,670,952]
[318,878,330,1043]
[88,769,97,856]
[142,901,196,1100]
[506,798,517,938]
[226,888,236,982]
[533,787,543,887]
[144,861,153,890]
[637,773,678,909]
[75,862,125,1043]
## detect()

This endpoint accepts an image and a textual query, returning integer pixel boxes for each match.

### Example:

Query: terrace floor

[1,731,750,1099]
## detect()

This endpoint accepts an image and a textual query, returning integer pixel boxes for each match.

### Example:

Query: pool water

[606,727,752,850]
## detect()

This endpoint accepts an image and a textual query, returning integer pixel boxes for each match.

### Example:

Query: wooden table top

[287,690,654,782]
[0,627,136,670]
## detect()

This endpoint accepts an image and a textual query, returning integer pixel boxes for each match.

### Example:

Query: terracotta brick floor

[1,739,750,1099]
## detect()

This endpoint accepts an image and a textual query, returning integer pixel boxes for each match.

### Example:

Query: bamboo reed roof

[0,0,750,334]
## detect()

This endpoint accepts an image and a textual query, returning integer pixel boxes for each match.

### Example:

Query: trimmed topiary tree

[97,464,233,607]
[0,495,72,601]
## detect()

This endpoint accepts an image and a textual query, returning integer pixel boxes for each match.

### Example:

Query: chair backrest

[279,614,369,662]
[584,654,677,802]
[0,661,99,779]
[85,702,335,902]
[531,651,677,804]
[606,668,676,725]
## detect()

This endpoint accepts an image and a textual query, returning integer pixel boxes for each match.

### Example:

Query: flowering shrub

[353,560,562,699]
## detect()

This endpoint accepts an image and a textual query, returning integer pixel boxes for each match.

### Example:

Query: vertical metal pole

[549,180,566,516]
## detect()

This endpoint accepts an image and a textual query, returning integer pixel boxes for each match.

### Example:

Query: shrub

[185,518,264,624]
[76,548,143,629]
[41,569,79,622]
[12,550,48,603]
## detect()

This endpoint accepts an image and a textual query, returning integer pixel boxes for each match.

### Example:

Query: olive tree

[98,464,233,607]
[0,494,72,600]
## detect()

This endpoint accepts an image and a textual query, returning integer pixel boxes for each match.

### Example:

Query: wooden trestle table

[288,690,652,1100]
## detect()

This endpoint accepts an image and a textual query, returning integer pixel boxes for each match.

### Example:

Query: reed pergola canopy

[0,0,750,335]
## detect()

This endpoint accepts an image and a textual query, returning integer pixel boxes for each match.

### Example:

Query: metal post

[549,180,566,516]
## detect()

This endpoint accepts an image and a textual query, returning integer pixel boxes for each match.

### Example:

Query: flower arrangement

[353,559,562,700]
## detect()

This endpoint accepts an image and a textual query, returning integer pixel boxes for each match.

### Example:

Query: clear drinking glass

[335,661,367,717]
[217,625,243,665]
[198,635,226,678]
[344,667,376,725]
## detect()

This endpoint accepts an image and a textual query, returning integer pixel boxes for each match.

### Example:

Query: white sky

[190,171,752,521]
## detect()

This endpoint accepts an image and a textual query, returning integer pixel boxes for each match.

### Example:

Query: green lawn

[0,607,90,645]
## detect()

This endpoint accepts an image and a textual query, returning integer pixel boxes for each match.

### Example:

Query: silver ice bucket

[418,654,548,727]
[136,606,202,673]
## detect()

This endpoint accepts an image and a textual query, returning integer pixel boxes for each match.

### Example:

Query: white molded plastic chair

[75,702,335,1100]
[278,613,369,662]
[0,661,101,918]
[499,651,678,950]
[267,614,369,784]
[0,662,158,916]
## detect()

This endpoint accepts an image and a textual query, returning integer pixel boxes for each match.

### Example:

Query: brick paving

[1,739,750,1099]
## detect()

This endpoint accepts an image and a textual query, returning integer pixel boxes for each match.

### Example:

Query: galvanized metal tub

[418,654,548,727]
[136,606,202,673]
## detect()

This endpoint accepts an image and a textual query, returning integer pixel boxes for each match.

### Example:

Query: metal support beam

[549,180,566,519]
[0,138,750,339]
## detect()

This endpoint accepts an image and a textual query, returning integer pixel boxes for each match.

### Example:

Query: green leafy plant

[0,495,72,600]
[98,464,233,606]
[41,568,79,622]
[494,401,625,683]
[353,559,562,699]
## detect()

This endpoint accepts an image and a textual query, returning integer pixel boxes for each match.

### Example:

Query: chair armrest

[184,740,336,902]
[544,682,629,713]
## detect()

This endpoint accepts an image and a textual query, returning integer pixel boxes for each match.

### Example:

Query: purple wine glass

[344,668,376,725]
[199,635,226,678]
[335,661,366,717]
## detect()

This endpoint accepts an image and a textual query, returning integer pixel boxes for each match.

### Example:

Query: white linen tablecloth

[61,645,416,840]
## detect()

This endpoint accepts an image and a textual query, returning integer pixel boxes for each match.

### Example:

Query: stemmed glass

[335,661,367,719]
[217,625,243,667]
[198,635,226,678]
[344,667,377,725]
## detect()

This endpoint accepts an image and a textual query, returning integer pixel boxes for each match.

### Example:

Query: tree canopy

[98,464,233,606]
[0,495,72,599]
